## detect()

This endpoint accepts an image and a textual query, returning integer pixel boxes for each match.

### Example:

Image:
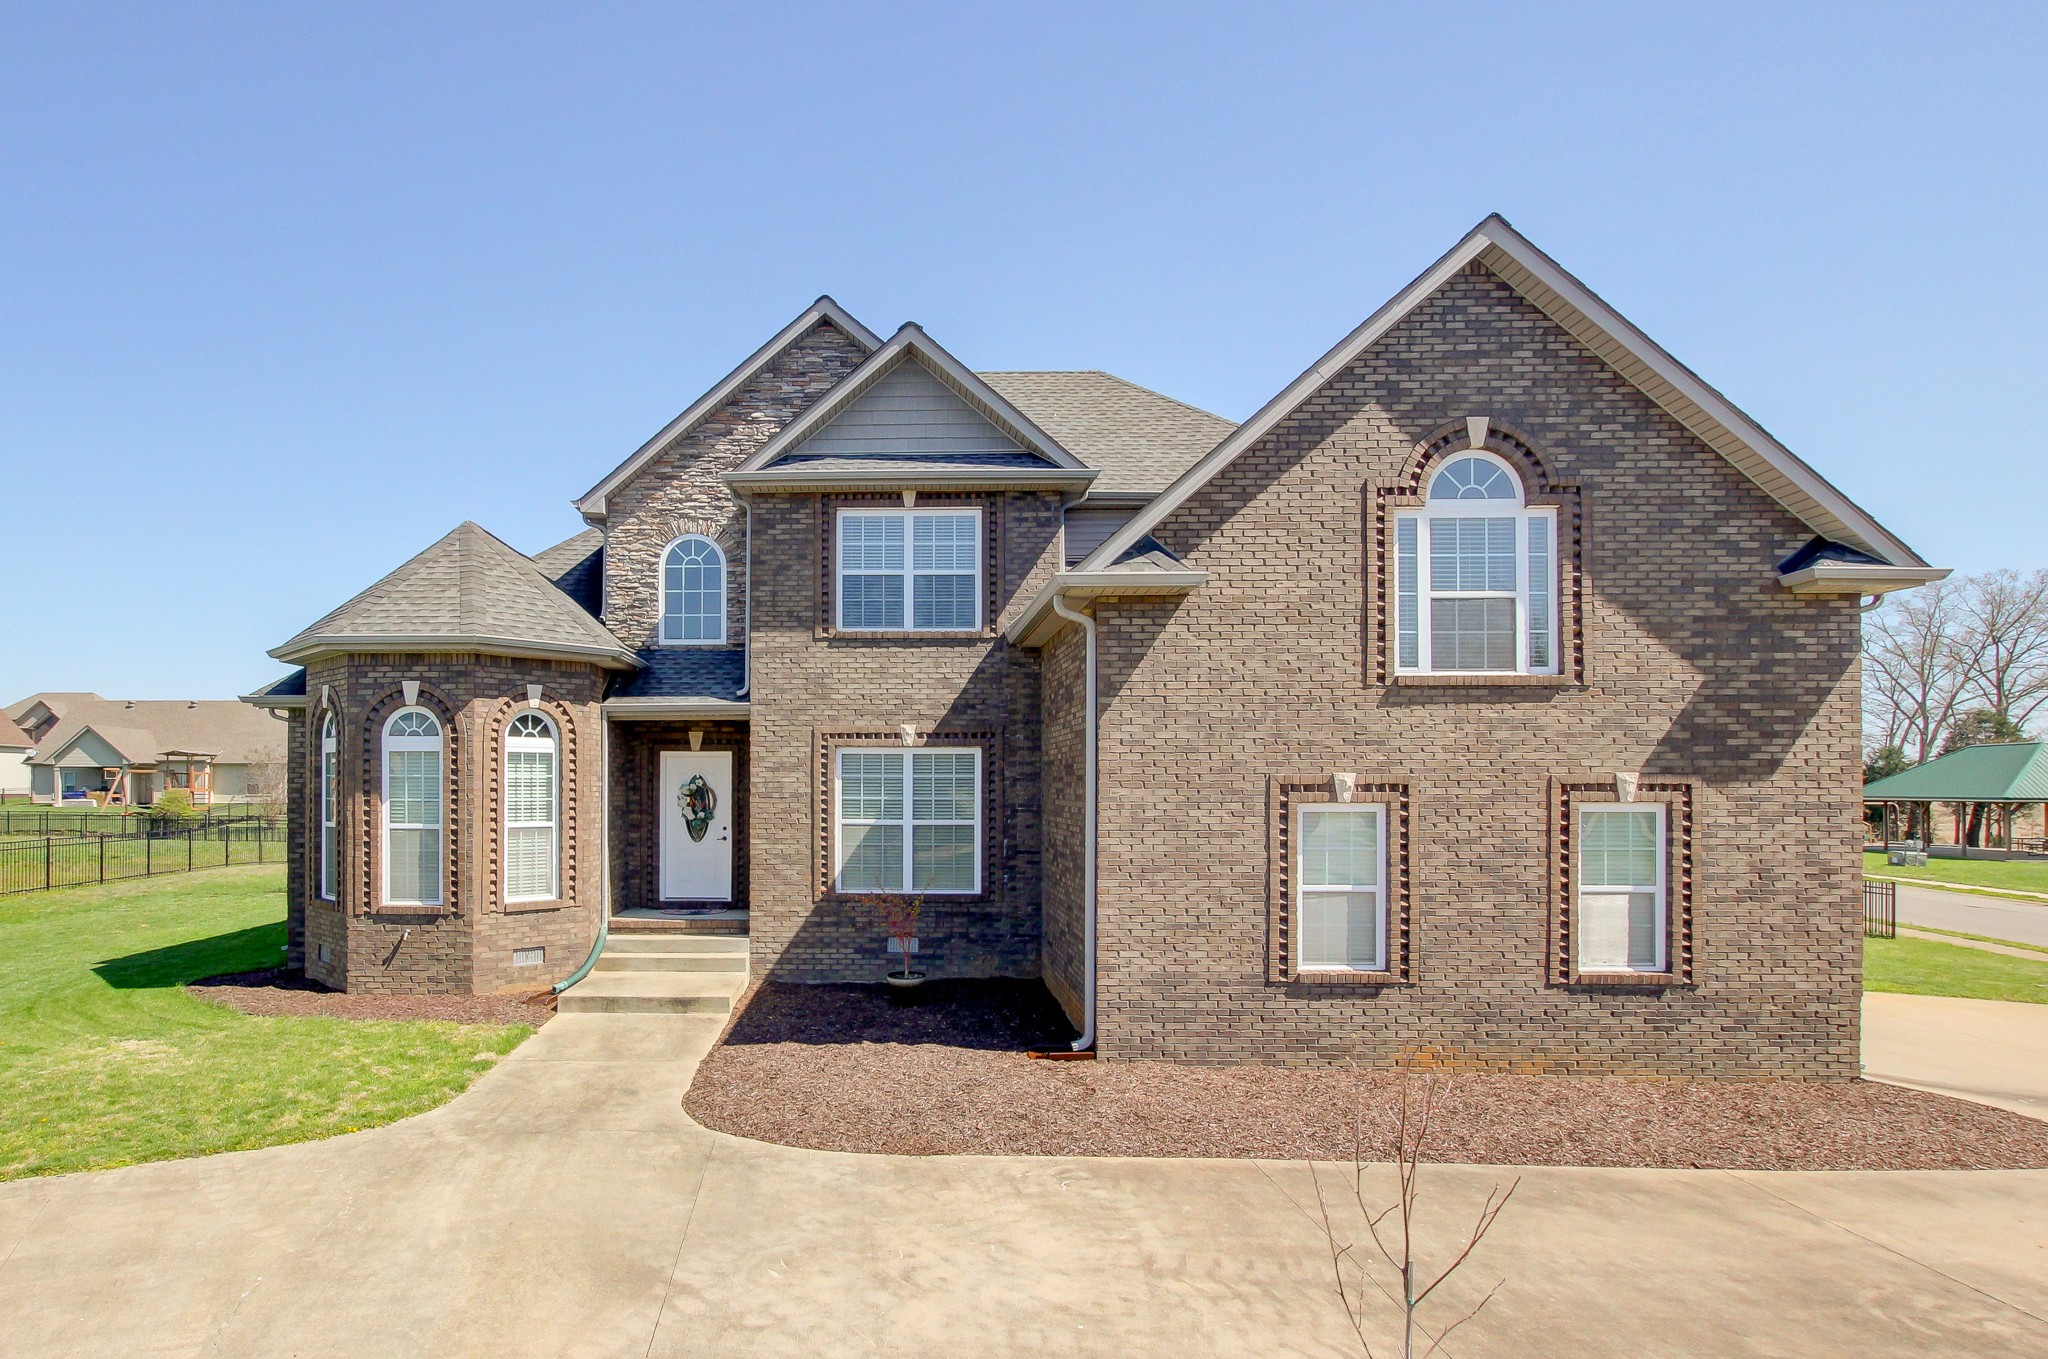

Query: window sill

[823,629,994,643]
[654,641,733,650]
[1567,971,1683,988]
[1287,968,1408,986]
[367,904,453,919]
[504,897,567,913]
[1390,673,1578,688]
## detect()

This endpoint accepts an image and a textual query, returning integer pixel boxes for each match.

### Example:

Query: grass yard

[0,866,531,1181]
[1864,850,2048,896]
[1865,933,2048,1005]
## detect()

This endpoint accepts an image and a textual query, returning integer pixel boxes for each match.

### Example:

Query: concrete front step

[595,951,747,973]
[604,933,749,955]
[555,971,745,1016]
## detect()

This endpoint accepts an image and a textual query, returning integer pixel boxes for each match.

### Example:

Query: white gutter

[1050,595,1098,1053]
[737,503,753,697]
[1776,563,1951,596]
[554,715,612,994]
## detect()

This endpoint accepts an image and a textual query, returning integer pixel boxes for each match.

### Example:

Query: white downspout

[737,503,754,696]
[1051,594,1097,1052]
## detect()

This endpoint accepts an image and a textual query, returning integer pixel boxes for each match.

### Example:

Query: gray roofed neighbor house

[0,716,33,749]
[271,522,639,670]
[3,692,101,724]
[26,700,286,767]
[978,371,1236,498]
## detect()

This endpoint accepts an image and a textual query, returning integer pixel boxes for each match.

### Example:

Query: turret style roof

[978,371,1236,498]
[1864,742,2048,803]
[270,522,639,670]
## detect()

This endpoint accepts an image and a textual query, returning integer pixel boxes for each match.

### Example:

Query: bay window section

[504,711,559,902]
[1295,803,1387,971]
[835,747,981,894]
[381,708,443,908]
[319,714,337,901]
[837,509,981,632]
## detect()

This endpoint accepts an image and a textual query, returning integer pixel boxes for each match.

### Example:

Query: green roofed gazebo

[1864,741,2048,852]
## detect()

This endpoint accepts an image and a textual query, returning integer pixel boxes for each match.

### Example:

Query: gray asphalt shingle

[978,371,1234,496]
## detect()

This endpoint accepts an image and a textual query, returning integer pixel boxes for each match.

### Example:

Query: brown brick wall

[1039,623,1087,1028]
[600,321,869,653]
[747,490,1063,983]
[609,719,750,912]
[283,708,308,970]
[1071,263,1864,1075]
[291,653,607,994]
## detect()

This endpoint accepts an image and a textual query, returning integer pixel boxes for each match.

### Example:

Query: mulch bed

[188,969,554,1027]
[682,980,2048,1171]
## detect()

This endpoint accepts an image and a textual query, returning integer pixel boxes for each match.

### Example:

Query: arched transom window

[1392,452,1558,675]
[381,707,443,907]
[319,713,337,901]
[660,536,726,644]
[504,711,559,902]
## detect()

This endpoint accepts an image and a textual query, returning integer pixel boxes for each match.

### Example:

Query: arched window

[660,536,726,644]
[1393,452,1558,675]
[504,711,559,902]
[319,714,337,901]
[381,707,443,907]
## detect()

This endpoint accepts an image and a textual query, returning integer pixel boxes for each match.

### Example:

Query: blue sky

[1,2,2042,702]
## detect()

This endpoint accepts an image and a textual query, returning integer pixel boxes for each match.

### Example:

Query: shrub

[150,788,200,829]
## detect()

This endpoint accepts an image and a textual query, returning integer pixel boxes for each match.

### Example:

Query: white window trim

[318,714,337,901]
[1293,801,1389,973]
[380,707,444,908]
[1575,802,1669,973]
[832,745,983,895]
[835,507,984,633]
[503,712,560,904]
[1391,451,1560,677]
[658,534,728,646]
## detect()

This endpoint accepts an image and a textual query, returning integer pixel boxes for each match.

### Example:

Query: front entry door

[659,750,733,902]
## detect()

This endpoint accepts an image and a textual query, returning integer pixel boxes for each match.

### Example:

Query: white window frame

[1391,451,1560,677]
[380,707,444,908]
[832,745,983,895]
[835,507,984,633]
[318,713,337,901]
[503,711,559,904]
[658,534,728,645]
[1292,802,1389,972]
[1575,803,1669,973]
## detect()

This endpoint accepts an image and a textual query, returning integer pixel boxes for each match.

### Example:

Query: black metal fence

[0,806,272,837]
[1863,879,1898,938]
[0,821,285,896]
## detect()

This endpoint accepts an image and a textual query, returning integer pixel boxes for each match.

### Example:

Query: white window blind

[1577,805,1666,972]
[319,715,337,901]
[1392,454,1560,676]
[835,747,981,893]
[1295,803,1387,971]
[837,509,980,631]
[381,708,443,907]
[504,711,558,901]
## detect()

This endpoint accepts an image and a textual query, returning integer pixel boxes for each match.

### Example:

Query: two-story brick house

[247,217,1944,1072]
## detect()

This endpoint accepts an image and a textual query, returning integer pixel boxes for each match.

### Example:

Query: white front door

[659,751,733,902]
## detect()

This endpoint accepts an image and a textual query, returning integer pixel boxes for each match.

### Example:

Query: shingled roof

[271,522,639,670]
[979,371,1235,498]
[1864,742,2048,803]
[27,699,285,767]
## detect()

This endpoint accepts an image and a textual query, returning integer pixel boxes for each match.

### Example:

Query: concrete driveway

[1864,991,2048,1120]
[2,1014,2046,1358]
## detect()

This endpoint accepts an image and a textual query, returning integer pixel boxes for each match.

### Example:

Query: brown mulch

[188,969,554,1027]
[682,980,2048,1171]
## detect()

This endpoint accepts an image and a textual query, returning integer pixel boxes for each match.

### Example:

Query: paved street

[2,1012,2045,1358]
[1895,882,2048,948]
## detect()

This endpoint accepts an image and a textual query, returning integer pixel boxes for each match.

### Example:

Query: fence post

[146,831,152,876]
[99,833,106,885]
[187,829,193,872]
[44,836,52,891]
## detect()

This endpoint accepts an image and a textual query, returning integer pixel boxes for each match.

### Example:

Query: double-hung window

[318,714,337,900]
[504,711,559,902]
[1576,804,1667,972]
[381,708,443,907]
[1393,453,1558,675]
[1294,803,1387,971]
[837,508,981,631]
[834,747,981,894]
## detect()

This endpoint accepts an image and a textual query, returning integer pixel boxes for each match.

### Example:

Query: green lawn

[0,866,531,1181]
[1864,850,2048,895]
[1865,934,2048,1005]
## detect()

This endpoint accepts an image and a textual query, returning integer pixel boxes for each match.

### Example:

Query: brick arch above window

[356,683,461,917]
[480,694,582,912]
[1365,420,1586,686]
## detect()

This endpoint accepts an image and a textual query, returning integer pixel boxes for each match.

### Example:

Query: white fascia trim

[270,635,642,670]
[726,467,1098,494]
[239,692,307,710]
[1006,568,1210,648]
[1778,563,1951,596]
[574,297,883,521]
[732,324,1092,476]
[1080,214,1929,573]
[601,698,752,720]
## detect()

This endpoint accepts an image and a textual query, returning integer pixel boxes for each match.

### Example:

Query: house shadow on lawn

[720,978,1078,1052]
[91,923,283,991]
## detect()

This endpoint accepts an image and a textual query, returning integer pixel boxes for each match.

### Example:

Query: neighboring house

[0,716,33,797]
[247,216,1945,1073]
[3,692,287,806]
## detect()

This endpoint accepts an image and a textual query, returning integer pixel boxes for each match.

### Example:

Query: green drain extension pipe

[554,713,611,994]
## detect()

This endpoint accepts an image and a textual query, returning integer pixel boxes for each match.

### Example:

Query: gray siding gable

[796,361,1024,458]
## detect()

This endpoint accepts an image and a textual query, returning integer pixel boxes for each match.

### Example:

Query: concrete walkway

[1864,991,2048,1120]
[2,1014,2046,1358]
[1895,883,2048,947]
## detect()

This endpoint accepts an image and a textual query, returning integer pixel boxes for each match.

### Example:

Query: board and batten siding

[797,361,1024,457]
[1063,506,1135,566]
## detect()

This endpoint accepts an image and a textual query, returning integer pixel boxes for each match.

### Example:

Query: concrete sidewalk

[1864,991,2048,1120]
[1,1013,2045,1357]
